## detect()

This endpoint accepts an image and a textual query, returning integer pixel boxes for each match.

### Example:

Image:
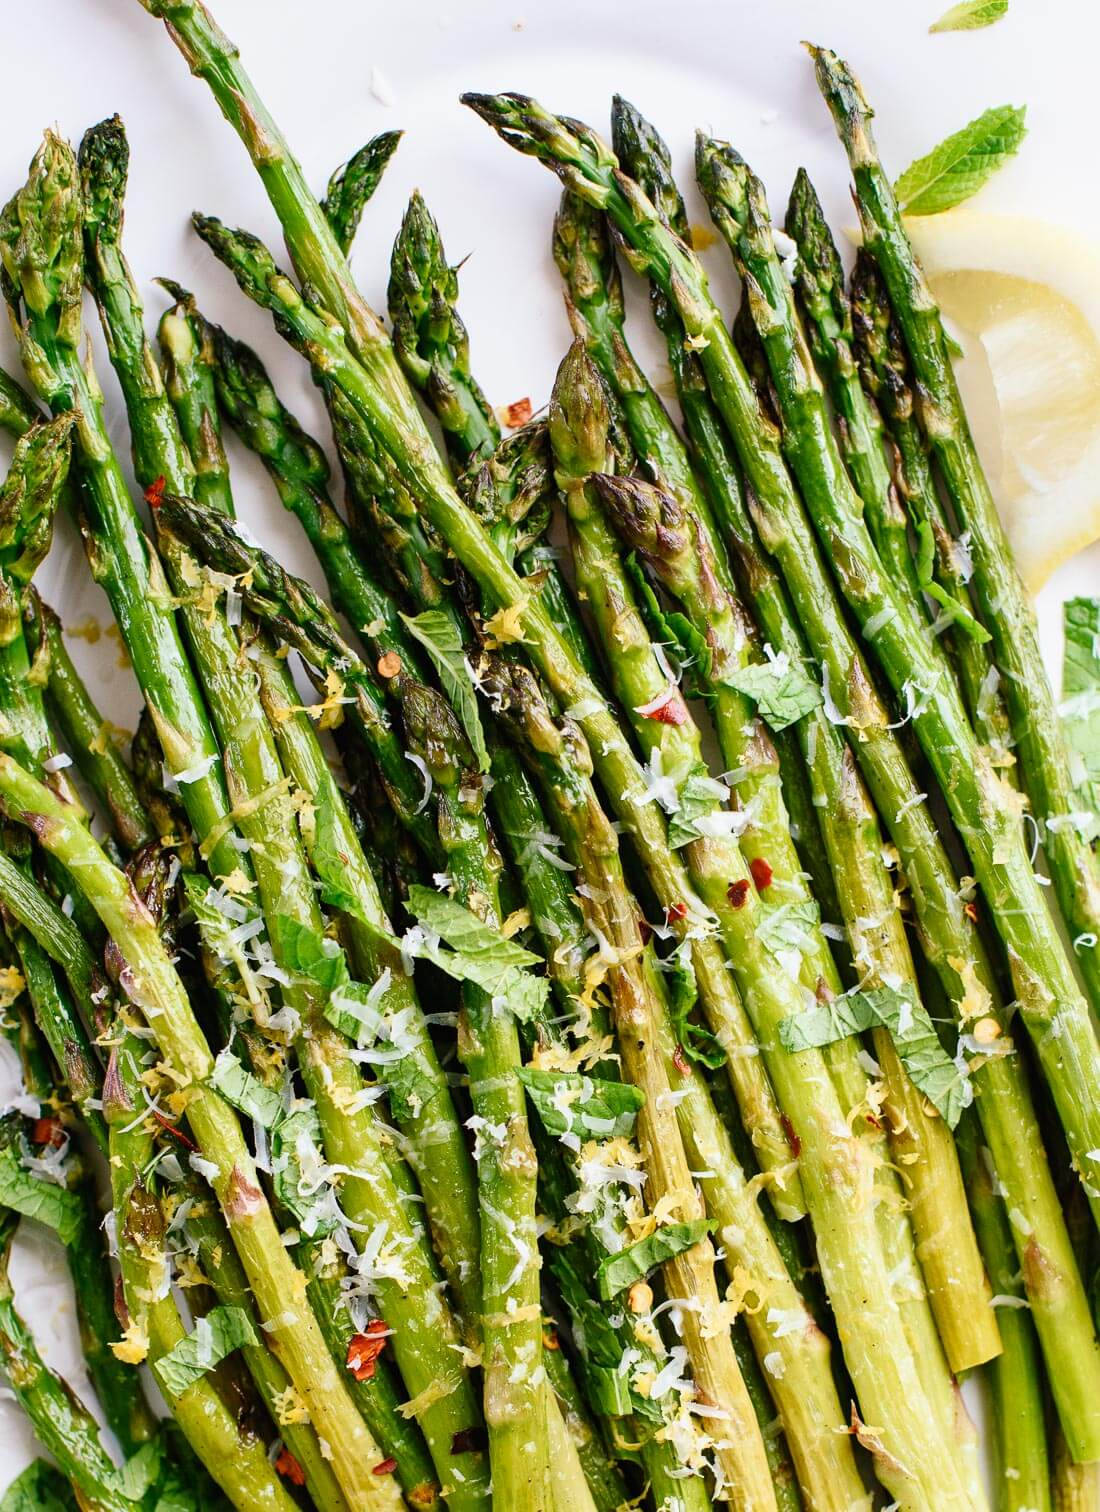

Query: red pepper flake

[672,1044,690,1076]
[503,396,533,428]
[666,901,688,923]
[275,1449,305,1486]
[780,1113,802,1158]
[640,689,688,725]
[346,1319,389,1382]
[144,476,166,510]
[376,651,402,680]
[726,879,751,909]
[31,1117,65,1148]
[151,1108,197,1150]
[749,857,773,892]
[964,900,979,924]
[372,1458,398,1476]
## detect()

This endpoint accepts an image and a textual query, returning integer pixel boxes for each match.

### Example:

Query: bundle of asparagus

[0,2,1095,1509]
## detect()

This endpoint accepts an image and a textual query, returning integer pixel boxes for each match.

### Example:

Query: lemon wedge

[900,209,1100,593]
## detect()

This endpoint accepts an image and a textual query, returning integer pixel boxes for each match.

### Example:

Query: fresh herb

[402,609,490,772]
[930,0,1008,32]
[596,1220,714,1300]
[894,104,1026,215]
[778,984,973,1126]
[153,1305,258,1399]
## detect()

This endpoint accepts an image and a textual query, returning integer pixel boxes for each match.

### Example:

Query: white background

[0,0,1097,1488]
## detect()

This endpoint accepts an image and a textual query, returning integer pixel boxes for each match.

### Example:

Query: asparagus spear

[103,1028,301,1512]
[695,127,1100,1243]
[551,338,988,1495]
[811,46,1100,1023]
[388,191,500,468]
[322,131,403,257]
[0,1209,136,1512]
[783,169,926,617]
[846,247,1015,766]
[0,419,108,1140]
[553,184,994,1373]
[78,122,489,1504]
[22,592,154,855]
[485,656,867,1512]
[612,91,1100,1466]
[155,279,236,512]
[189,213,800,1224]
[196,308,430,686]
[956,1113,1051,1512]
[0,752,402,1508]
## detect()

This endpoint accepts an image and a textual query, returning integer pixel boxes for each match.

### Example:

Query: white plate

[1,0,1098,1490]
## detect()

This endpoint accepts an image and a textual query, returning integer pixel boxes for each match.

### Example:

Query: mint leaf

[930,0,1007,31]
[518,1067,644,1140]
[663,949,725,1070]
[402,610,490,773]
[153,1305,257,1400]
[756,900,821,964]
[404,884,549,1022]
[778,984,972,1126]
[596,1220,714,1300]
[0,1461,76,1512]
[269,914,349,994]
[107,1440,163,1500]
[209,1049,285,1129]
[0,1144,80,1245]
[1062,597,1100,830]
[895,105,1026,216]
[725,654,822,731]
[272,1107,339,1236]
[623,551,712,694]
[547,1247,659,1423]
[666,767,730,850]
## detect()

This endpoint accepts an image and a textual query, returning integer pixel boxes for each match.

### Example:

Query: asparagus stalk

[0,976,157,1459]
[955,1112,1051,1512]
[0,420,109,1140]
[322,131,403,257]
[477,684,776,1511]
[401,687,555,1511]
[486,657,868,1512]
[388,191,500,468]
[103,1031,300,1512]
[696,127,1100,1240]
[782,168,926,616]
[22,591,154,855]
[612,91,1100,1466]
[155,279,235,512]
[166,1172,352,1512]
[553,185,994,1373]
[0,1209,136,1512]
[846,247,1014,766]
[551,339,988,1491]
[384,193,597,686]
[81,118,489,1505]
[811,46,1100,1023]
[1,754,406,1507]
